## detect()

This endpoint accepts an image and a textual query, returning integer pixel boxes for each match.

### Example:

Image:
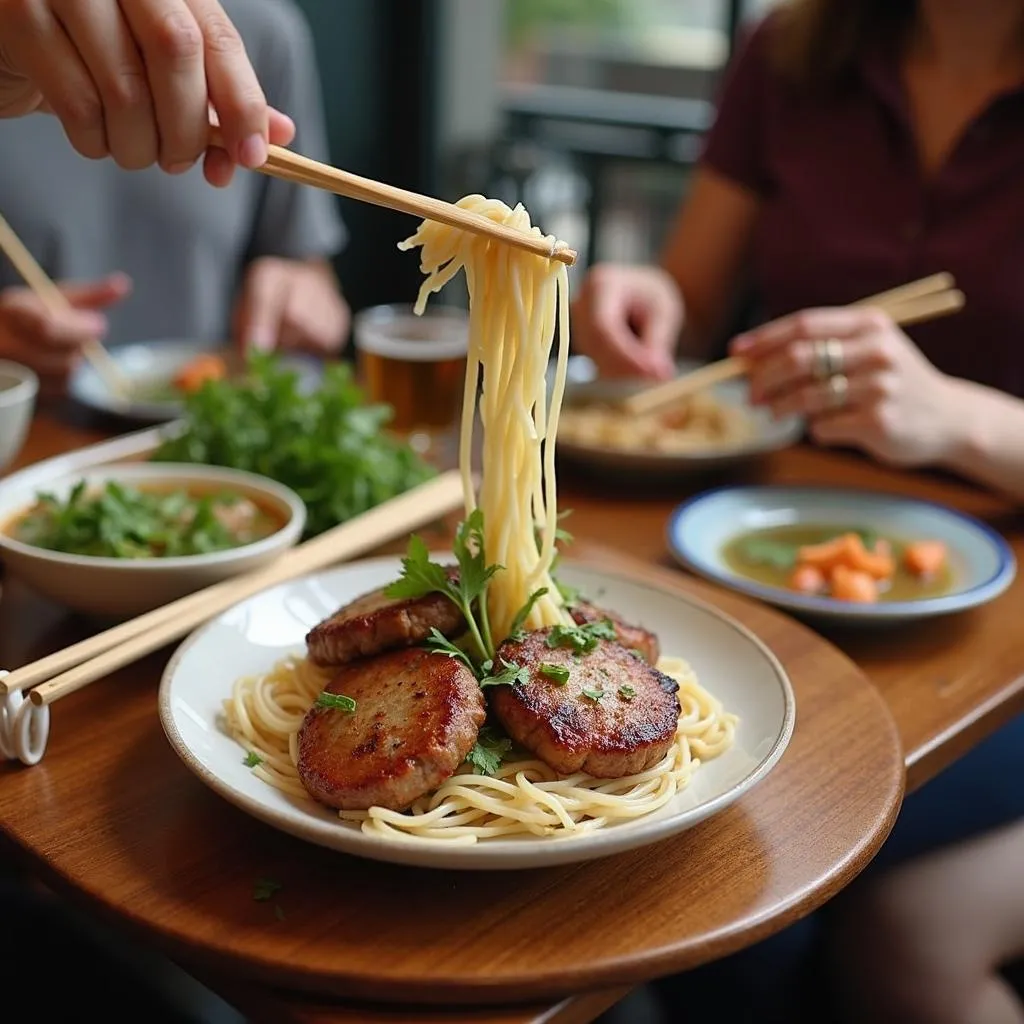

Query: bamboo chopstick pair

[0,210,131,399]
[622,272,964,417]
[0,471,465,765]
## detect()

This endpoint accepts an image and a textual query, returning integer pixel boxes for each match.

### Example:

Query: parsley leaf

[507,587,548,640]
[618,684,637,701]
[546,619,616,655]
[424,628,475,673]
[253,879,282,902]
[385,534,455,601]
[539,663,570,685]
[243,751,263,768]
[465,727,513,776]
[315,691,356,712]
[581,688,606,702]
[480,659,531,688]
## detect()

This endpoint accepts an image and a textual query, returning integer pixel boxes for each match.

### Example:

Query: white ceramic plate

[69,338,323,423]
[550,357,803,477]
[159,558,795,870]
[667,485,1017,624]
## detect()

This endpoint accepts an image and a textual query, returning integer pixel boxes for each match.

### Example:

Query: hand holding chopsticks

[622,273,964,417]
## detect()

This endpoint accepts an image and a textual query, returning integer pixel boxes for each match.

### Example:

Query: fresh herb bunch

[14,480,255,559]
[153,354,435,538]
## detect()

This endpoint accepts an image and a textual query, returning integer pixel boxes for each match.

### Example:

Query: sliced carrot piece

[846,545,896,580]
[797,533,860,569]
[903,540,947,577]
[174,354,228,394]
[829,565,879,603]
[789,564,826,594]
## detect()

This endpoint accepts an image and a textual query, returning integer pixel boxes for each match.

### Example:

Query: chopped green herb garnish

[581,688,606,702]
[546,619,617,655]
[315,691,356,712]
[480,659,531,688]
[253,879,282,902]
[465,726,513,776]
[243,751,263,768]
[618,684,637,701]
[539,662,570,685]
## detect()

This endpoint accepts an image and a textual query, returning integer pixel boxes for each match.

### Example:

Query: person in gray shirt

[0,0,349,393]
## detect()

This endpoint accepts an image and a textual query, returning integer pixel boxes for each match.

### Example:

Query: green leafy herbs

[506,587,548,641]
[539,663,570,685]
[153,354,434,539]
[545,619,617,655]
[386,509,499,664]
[581,688,606,703]
[423,628,476,673]
[480,660,531,688]
[465,727,513,776]
[243,751,263,768]
[315,691,357,712]
[13,480,279,559]
[253,879,281,902]
[618,684,637,701]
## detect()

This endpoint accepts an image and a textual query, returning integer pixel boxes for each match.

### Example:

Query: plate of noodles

[159,554,794,870]
[159,196,793,868]
[552,360,804,476]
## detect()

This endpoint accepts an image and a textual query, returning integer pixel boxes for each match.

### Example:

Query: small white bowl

[0,360,39,472]
[0,462,306,618]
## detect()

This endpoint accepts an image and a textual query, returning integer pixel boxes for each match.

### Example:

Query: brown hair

[770,0,916,88]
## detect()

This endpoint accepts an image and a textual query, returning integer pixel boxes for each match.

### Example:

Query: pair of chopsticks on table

[623,272,964,417]
[0,132,580,403]
[0,471,465,714]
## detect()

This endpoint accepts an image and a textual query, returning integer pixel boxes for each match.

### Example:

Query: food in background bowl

[0,463,305,619]
[10,479,285,559]
[559,391,756,453]
[130,352,229,404]
[0,360,39,472]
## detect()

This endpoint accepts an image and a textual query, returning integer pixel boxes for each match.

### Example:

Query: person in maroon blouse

[572,0,1024,505]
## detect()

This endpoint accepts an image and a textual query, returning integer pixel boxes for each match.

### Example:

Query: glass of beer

[353,303,469,458]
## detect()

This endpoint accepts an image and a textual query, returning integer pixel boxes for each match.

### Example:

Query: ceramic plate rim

[158,556,797,870]
[667,484,1017,619]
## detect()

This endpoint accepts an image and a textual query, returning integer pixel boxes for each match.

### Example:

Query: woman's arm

[659,167,761,359]
[943,380,1024,503]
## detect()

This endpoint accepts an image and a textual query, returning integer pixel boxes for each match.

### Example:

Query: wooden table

[2,405,1022,1024]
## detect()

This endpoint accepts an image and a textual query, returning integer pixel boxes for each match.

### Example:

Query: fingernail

[731,335,752,353]
[239,133,268,169]
[166,160,196,175]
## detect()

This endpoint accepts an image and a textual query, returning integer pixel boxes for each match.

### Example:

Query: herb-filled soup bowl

[0,462,305,619]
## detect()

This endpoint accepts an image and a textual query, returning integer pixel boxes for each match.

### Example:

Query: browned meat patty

[306,570,464,667]
[489,629,680,777]
[297,646,485,811]
[569,600,661,664]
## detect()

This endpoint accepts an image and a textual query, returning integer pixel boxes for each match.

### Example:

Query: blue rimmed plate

[667,485,1016,624]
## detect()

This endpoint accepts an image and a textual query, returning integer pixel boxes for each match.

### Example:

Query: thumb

[60,273,132,310]
[234,263,288,352]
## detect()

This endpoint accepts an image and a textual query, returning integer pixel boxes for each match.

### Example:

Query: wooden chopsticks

[210,130,577,267]
[0,210,130,399]
[622,273,963,417]
[0,470,464,711]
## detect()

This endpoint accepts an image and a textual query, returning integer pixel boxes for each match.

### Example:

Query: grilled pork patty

[569,600,661,664]
[297,646,485,811]
[489,628,679,777]
[306,571,464,667]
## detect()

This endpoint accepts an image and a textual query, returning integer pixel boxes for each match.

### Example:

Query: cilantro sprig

[546,619,617,655]
[465,726,513,776]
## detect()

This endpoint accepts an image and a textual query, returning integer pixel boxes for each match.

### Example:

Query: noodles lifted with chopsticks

[223,196,737,843]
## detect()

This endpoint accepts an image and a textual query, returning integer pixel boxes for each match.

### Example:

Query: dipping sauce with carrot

[722,526,953,603]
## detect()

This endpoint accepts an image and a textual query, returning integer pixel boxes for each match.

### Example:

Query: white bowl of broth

[0,360,38,473]
[667,485,1016,624]
[0,462,305,619]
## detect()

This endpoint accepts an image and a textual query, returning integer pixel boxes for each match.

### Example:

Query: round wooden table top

[3,535,904,1006]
